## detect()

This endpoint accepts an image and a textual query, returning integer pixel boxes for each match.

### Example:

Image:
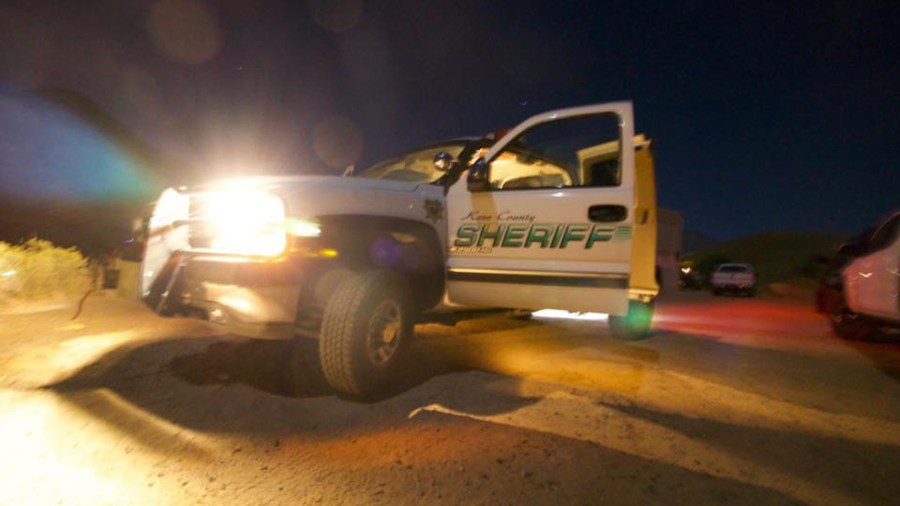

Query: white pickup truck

[140,102,660,397]
[818,210,899,340]
[710,263,757,297]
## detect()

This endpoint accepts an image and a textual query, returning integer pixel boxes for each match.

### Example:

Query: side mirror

[466,157,490,192]
[433,151,455,173]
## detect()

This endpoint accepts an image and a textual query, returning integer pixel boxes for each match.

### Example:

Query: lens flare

[0,91,163,203]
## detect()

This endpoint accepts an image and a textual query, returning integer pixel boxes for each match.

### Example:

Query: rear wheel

[609,299,654,341]
[319,270,414,398]
[830,308,875,341]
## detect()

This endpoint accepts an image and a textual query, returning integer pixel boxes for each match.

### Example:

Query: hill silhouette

[683,231,847,287]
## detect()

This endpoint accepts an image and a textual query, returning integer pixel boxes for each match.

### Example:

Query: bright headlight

[203,189,287,256]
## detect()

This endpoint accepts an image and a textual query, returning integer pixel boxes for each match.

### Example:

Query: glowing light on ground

[0,389,218,506]
[532,309,609,321]
[52,331,138,371]
[0,392,130,505]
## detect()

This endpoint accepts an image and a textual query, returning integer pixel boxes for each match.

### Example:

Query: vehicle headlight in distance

[205,189,287,256]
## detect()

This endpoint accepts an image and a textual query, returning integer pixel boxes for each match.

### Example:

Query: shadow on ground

[842,331,900,383]
[167,337,330,397]
[40,315,549,436]
[598,400,900,505]
[164,333,488,402]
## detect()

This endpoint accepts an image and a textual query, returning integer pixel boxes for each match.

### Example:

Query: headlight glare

[203,189,287,256]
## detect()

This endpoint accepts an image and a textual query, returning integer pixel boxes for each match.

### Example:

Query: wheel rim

[366,300,403,366]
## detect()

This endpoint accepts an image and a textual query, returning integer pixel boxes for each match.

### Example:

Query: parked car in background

[710,263,757,296]
[817,210,900,340]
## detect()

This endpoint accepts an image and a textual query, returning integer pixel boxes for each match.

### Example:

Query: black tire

[319,270,414,397]
[609,300,654,341]
[830,309,875,341]
[746,287,757,297]
[712,288,721,296]
[828,289,875,341]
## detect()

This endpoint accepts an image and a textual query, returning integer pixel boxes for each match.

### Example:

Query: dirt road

[0,292,898,505]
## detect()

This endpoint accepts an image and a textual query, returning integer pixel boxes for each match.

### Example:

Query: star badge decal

[424,198,444,223]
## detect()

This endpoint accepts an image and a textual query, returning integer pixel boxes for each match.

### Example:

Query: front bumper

[146,254,303,340]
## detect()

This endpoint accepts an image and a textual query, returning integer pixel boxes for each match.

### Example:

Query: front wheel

[319,270,415,398]
[609,299,654,341]
[828,289,876,341]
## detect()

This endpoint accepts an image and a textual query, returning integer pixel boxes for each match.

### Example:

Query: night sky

[1,0,898,241]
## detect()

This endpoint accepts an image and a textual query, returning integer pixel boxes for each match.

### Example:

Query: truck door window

[488,113,621,190]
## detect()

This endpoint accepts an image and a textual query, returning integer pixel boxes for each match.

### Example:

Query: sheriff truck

[141,102,659,397]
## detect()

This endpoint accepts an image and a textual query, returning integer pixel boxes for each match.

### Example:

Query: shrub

[0,238,92,306]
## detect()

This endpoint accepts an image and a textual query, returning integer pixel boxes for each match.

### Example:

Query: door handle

[588,205,627,223]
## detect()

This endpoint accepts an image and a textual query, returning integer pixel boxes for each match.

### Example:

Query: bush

[0,238,92,306]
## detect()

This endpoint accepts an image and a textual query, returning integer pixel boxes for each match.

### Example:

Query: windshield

[357,142,467,183]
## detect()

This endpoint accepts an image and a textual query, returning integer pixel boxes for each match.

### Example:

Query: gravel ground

[0,291,898,505]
